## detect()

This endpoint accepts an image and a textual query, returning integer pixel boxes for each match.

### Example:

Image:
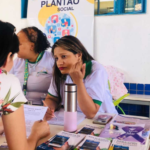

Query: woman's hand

[30,120,50,141]
[53,142,69,150]
[69,62,86,85]
[43,100,55,121]
[44,108,55,121]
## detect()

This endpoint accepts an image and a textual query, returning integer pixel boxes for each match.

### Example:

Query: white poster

[27,0,94,55]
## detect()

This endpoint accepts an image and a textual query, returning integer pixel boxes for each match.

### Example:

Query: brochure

[100,123,146,144]
[76,135,111,150]
[110,115,150,132]
[37,131,85,150]
[109,115,150,138]
[77,124,104,136]
[93,114,113,125]
[109,139,144,150]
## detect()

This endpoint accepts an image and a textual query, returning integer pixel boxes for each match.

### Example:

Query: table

[0,114,150,150]
[121,94,150,117]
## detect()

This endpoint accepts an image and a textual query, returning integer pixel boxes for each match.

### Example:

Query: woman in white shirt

[0,21,50,150]
[10,26,54,105]
[44,35,118,120]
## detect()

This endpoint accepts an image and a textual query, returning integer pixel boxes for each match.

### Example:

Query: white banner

[27,0,94,55]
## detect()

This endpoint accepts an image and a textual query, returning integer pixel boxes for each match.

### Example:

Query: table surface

[0,115,150,150]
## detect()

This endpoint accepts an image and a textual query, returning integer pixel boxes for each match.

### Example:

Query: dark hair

[51,35,94,108]
[20,27,50,53]
[0,21,19,67]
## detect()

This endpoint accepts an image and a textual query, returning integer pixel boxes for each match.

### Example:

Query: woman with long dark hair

[0,21,50,150]
[44,35,118,120]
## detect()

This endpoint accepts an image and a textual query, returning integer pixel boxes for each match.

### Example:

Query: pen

[42,100,56,118]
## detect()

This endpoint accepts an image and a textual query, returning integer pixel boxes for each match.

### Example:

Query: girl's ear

[3,52,12,67]
[30,43,35,52]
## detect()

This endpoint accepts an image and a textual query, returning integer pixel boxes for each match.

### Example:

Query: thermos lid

[65,83,77,92]
[64,83,77,112]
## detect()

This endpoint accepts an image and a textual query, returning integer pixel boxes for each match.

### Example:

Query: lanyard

[23,52,44,95]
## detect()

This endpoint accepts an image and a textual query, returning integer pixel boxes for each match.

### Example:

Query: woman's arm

[44,94,59,120]
[69,62,100,118]
[0,117,4,135]
[76,81,100,118]
[2,105,50,150]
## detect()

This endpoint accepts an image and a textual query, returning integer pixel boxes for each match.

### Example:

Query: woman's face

[54,47,81,74]
[17,32,34,59]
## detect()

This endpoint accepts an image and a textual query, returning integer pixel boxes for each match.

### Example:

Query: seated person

[10,26,54,105]
[0,20,50,150]
[44,35,118,120]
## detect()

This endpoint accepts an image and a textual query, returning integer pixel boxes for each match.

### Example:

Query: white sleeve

[85,68,112,106]
[47,77,58,98]
[0,74,27,115]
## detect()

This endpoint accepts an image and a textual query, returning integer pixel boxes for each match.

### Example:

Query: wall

[0,0,27,33]
[0,0,150,83]
[94,0,150,83]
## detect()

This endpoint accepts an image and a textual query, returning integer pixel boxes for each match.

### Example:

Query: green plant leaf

[7,92,19,104]
[10,102,25,108]
[3,88,11,105]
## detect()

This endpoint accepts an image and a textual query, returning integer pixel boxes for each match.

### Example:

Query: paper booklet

[24,104,48,137]
[77,124,104,136]
[37,131,85,150]
[47,108,85,126]
[100,123,147,145]
[76,135,111,150]
[1,104,48,138]
[109,139,144,150]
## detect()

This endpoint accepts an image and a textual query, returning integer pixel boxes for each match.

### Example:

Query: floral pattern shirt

[0,69,27,115]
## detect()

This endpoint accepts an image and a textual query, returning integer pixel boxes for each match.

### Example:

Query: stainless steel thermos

[64,83,77,132]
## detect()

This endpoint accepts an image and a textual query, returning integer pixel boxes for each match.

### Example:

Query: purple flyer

[100,123,146,144]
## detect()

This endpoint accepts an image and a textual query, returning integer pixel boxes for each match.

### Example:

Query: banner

[27,0,94,55]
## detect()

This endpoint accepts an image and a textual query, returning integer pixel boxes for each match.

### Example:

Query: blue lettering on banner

[57,0,62,6]
[41,0,80,7]
[67,0,73,5]
[73,0,79,4]
[46,1,51,7]
[58,7,74,12]
[51,0,56,6]
[41,1,46,7]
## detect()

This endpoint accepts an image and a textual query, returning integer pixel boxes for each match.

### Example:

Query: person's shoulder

[85,61,108,85]
[0,73,27,114]
[1,73,20,84]
[0,73,22,93]
[13,57,25,66]
[43,50,55,65]
[91,60,106,73]
[44,50,53,58]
